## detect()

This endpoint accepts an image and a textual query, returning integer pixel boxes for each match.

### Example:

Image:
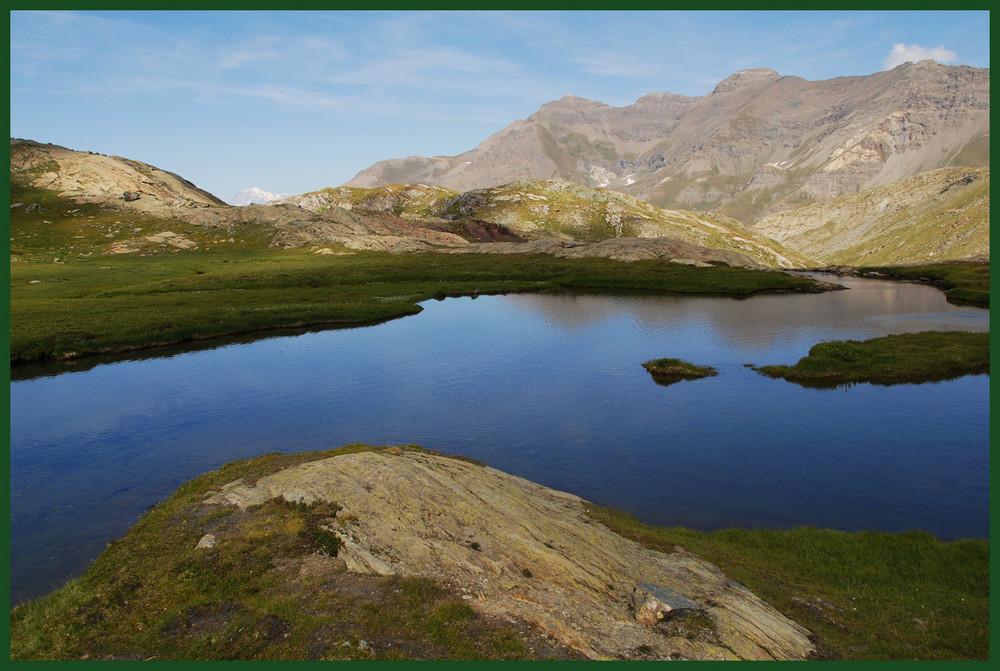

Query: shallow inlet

[9,273,989,604]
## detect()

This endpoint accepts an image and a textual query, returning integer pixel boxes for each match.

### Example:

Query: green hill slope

[751,168,989,266]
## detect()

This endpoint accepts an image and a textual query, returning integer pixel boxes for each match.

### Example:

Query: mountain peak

[535,94,609,114]
[230,186,293,206]
[712,68,781,94]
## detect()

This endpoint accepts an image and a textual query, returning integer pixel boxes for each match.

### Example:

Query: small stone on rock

[632,582,703,625]
[196,534,217,549]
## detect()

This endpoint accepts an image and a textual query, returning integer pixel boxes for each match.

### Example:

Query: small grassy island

[754,331,989,387]
[641,358,718,385]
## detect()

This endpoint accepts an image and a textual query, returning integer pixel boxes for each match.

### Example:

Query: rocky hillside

[437,179,812,267]
[10,140,782,268]
[10,138,227,211]
[274,183,460,217]
[752,167,989,266]
[346,61,989,224]
[278,180,813,267]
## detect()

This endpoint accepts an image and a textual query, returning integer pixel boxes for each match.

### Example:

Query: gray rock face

[204,449,815,660]
[346,62,989,223]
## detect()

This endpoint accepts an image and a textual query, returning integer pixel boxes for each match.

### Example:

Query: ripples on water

[9,275,990,604]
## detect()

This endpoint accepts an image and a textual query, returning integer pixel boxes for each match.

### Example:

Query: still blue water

[9,274,989,604]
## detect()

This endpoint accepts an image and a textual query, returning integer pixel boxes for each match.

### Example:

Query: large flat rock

[205,449,814,660]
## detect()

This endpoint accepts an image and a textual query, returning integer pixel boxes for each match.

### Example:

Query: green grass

[9,444,581,661]
[10,246,820,363]
[754,331,989,387]
[585,505,989,661]
[860,261,990,306]
[641,357,717,385]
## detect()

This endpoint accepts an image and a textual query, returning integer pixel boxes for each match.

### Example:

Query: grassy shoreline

[10,444,988,661]
[857,261,989,306]
[10,249,821,364]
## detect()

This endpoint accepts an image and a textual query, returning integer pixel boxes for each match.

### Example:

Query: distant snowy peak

[229,187,294,206]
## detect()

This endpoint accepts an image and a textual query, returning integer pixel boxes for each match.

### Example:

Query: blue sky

[9,10,990,203]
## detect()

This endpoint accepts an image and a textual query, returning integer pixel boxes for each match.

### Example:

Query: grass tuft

[641,358,718,385]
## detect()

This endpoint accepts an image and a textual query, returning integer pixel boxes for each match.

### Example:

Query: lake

[9,273,990,605]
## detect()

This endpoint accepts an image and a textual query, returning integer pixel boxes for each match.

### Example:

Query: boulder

[632,582,704,625]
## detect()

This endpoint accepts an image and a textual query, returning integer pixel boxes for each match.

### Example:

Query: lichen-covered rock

[205,449,814,660]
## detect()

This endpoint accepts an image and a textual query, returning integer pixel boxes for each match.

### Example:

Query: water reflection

[504,274,987,358]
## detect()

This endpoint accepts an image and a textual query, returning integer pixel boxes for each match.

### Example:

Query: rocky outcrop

[10,138,227,211]
[204,449,815,661]
[347,62,989,224]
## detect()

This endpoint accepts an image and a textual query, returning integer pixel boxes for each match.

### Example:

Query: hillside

[8,139,470,256]
[10,138,227,211]
[751,167,989,266]
[11,139,787,268]
[278,181,814,267]
[346,61,989,224]
[274,183,460,217]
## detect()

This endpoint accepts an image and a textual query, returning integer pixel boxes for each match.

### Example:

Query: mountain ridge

[346,61,989,223]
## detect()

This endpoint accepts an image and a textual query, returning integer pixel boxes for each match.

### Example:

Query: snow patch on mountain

[229,187,294,206]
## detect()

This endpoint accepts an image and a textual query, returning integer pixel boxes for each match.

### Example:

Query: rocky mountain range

[11,64,990,271]
[347,61,989,224]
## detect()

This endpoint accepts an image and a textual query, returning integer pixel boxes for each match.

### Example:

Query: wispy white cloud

[216,35,346,72]
[883,43,958,69]
[572,51,665,79]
